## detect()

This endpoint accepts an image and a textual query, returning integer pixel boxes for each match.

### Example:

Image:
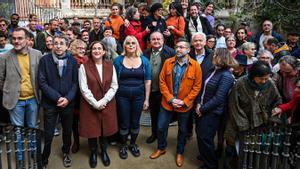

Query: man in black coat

[143,31,176,144]
[187,32,214,140]
[185,3,214,43]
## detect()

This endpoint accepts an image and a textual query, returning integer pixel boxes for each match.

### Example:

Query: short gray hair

[279,55,300,69]
[257,49,274,60]
[191,32,207,42]
[241,42,256,51]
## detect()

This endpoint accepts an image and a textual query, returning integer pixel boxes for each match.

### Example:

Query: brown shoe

[149,150,166,159]
[176,154,184,167]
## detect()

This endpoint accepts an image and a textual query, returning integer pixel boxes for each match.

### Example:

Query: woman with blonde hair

[113,36,151,159]
[195,48,237,169]
[69,39,88,153]
[241,42,258,66]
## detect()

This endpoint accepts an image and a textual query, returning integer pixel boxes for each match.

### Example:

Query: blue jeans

[116,85,144,142]
[157,107,191,154]
[9,97,38,160]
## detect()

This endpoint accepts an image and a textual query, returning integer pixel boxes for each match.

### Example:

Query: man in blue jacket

[38,35,78,168]
[252,20,283,51]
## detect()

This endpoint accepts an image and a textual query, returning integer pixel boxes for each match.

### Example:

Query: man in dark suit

[187,32,214,139]
[143,31,176,144]
[39,35,78,168]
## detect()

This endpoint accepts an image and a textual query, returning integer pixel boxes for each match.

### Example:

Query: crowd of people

[0,1,300,169]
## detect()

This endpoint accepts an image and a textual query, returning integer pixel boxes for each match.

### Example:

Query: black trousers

[196,113,221,169]
[149,91,162,137]
[42,106,73,164]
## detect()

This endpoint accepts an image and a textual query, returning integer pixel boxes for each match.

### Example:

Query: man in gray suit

[0,27,42,165]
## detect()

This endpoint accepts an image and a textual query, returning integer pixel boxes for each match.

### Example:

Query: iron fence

[239,119,300,169]
[0,125,41,169]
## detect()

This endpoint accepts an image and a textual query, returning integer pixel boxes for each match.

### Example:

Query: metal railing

[70,0,111,9]
[240,119,300,169]
[0,125,41,169]
[15,0,62,23]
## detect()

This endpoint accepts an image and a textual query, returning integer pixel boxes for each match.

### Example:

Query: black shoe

[89,152,97,168]
[146,135,157,144]
[128,144,140,157]
[119,145,128,159]
[100,150,110,166]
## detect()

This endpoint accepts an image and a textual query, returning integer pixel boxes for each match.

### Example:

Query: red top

[124,20,148,51]
[278,93,300,123]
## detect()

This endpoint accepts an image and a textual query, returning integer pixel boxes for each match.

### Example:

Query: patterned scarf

[52,52,68,77]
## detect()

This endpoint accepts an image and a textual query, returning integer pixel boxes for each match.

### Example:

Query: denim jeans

[116,85,144,143]
[9,97,38,160]
[42,106,73,164]
[157,107,191,154]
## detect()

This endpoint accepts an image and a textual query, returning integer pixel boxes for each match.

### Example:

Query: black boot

[119,134,128,159]
[89,151,97,168]
[99,137,110,166]
[129,133,140,157]
[88,138,97,168]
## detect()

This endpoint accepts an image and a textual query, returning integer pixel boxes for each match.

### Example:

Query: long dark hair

[169,2,183,16]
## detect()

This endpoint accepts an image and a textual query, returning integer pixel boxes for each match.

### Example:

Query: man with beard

[185,2,213,42]
[0,27,42,167]
[89,17,104,44]
[36,19,59,54]
[8,13,20,34]
[150,39,202,167]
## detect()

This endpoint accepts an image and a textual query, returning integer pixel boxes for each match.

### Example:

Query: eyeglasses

[125,42,136,45]
[175,46,188,49]
[207,40,215,43]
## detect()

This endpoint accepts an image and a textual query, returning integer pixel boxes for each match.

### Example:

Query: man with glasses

[252,20,283,50]
[0,18,9,35]
[39,35,78,168]
[150,39,202,167]
[0,27,42,167]
[143,31,175,144]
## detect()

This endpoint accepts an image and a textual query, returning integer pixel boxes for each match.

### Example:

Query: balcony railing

[70,0,111,9]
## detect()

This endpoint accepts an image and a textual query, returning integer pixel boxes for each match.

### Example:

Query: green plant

[248,0,300,34]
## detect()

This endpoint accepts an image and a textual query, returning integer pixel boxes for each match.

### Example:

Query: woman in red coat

[79,41,118,168]
[124,7,150,51]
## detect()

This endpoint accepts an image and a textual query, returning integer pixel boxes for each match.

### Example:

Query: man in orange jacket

[149,39,202,167]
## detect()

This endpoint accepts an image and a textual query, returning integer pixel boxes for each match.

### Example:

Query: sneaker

[63,153,72,167]
[128,144,140,157]
[109,141,117,146]
[54,128,60,136]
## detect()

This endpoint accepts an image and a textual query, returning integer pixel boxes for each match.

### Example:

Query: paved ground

[1,125,201,169]
[48,126,200,169]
